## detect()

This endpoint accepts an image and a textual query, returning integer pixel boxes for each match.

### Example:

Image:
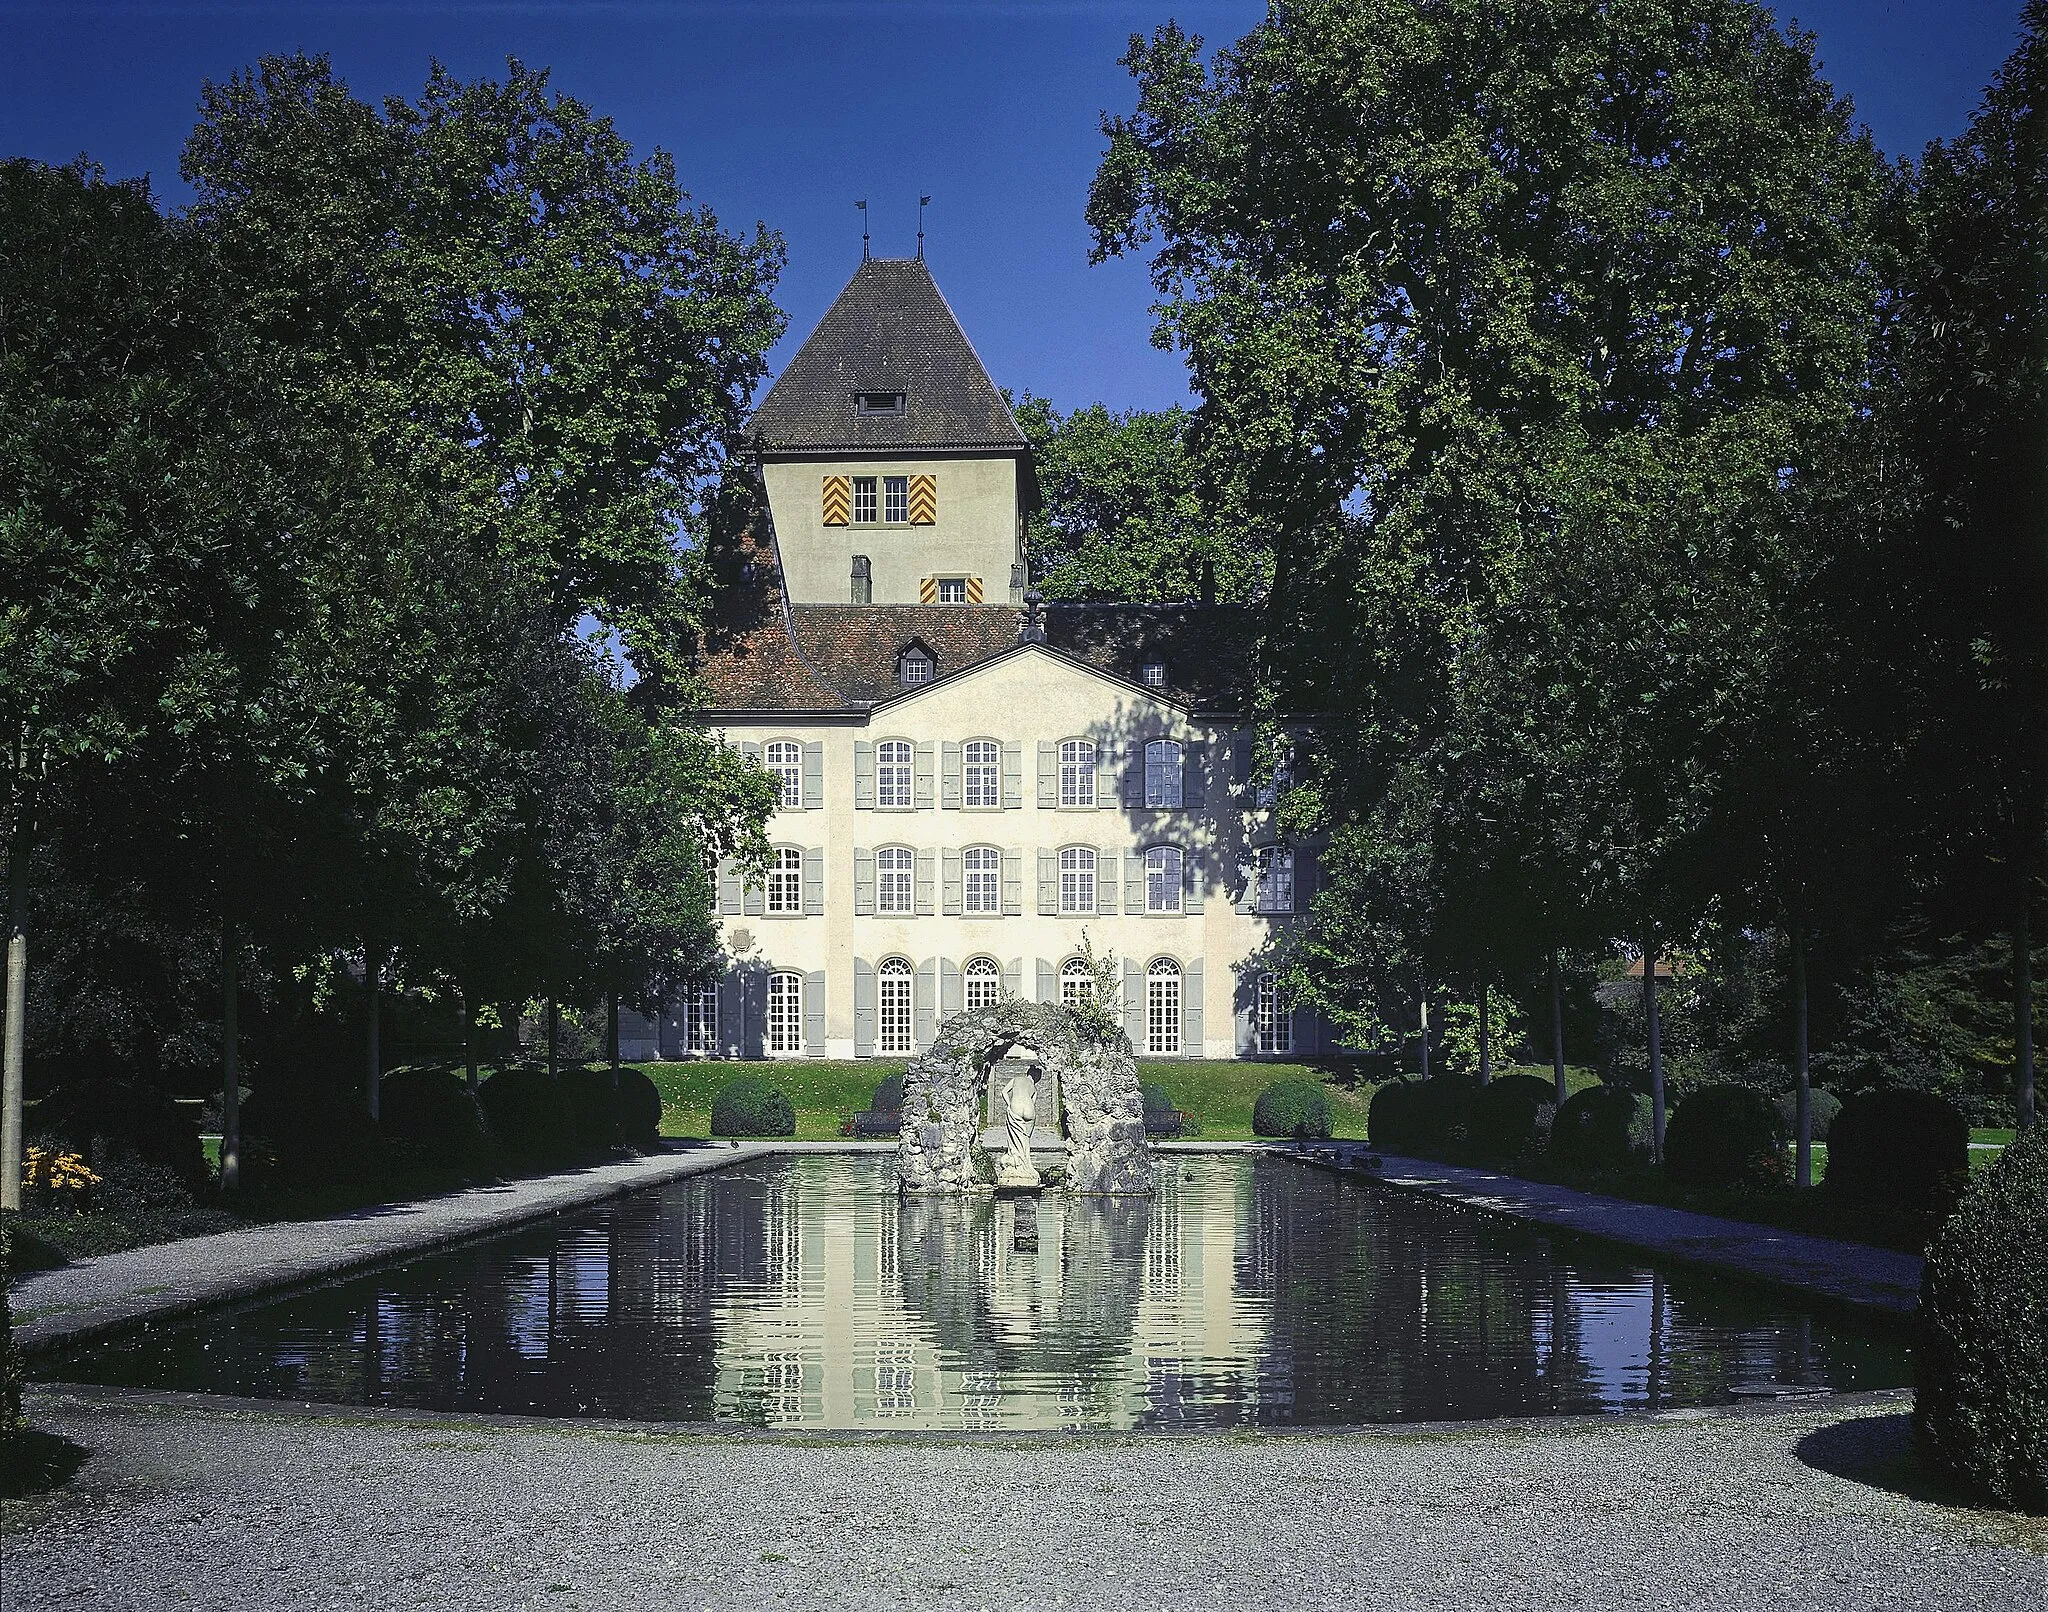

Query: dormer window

[1141,662,1168,689]
[856,391,906,416]
[898,646,934,687]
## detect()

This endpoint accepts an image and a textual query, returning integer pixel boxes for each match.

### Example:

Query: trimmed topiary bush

[1368,1079,1428,1149]
[1252,1079,1331,1140]
[1468,1074,1556,1159]
[39,1077,208,1193]
[614,1067,663,1150]
[1663,1085,1788,1187]
[378,1067,489,1165]
[1776,1087,1842,1146]
[240,1080,388,1189]
[1827,1089,1970,1226]
[477,1066,574,1163]
[711,1076,795,1138]
[559,1066,629,1153]
[1916,1125,2047,1514]
[1551,1085,1656,1171]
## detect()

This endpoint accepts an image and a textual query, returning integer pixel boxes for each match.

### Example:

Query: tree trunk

[1643,929,1665,1164]
[1792,921,1812,1189]
[220,923,241,1194]
[460,981,478,1091]
[2018,903,2036,1133]
[1550,950,1568,1107]
[1477,979,1492,1086]
[0,842,27,1213]
[364,939,382,1122]
[547,996,560,1081]
[1417,984,1431,1081]
[608,992,620,1081]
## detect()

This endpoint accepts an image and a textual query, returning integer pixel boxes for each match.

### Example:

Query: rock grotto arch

[895,995,1153,1195]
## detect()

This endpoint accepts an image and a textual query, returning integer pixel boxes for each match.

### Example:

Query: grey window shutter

[1037,958,1056,1004]
[1125,852,1146,915]
[940,958,962,1017]
[1002,742,1023,808]
[1184,959,1205,1056]
[1294,1002,1316,1055]
[914,959,937,1049]
[804,971,826,1055]
[853,959,876,1057]
[801,742,824,809]
[1002,849,1023,915]
[1184,742,1207,809]
[717,857,743,915]
[941,742,962,809]
[1184,847,1205,913]
[1122,743,1145,809]
[1236,991,1257,1057]
[1036,741,1057,807]
[802,846,824,916]
[1297,846,1319,910]
[942,849,963,916]
[1097,850,1119,915]
[854,847,875,916]
[915,849,936,916]
[1004,957,1023,998]
[1233,731,1253,786]
[1037,849,1057,915]
[914,742,935,808]
[1123,958,1145,1048]
[717,968,743,1058]
[742,870,764,918]
[1235,849,1259,914]
[855,741,874,809]
[1095,744,1117,809]
[739,740,762,767]
[741,967,768,1059]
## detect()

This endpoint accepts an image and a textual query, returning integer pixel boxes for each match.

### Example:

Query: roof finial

[917,194,931,260]
[1020,590,1046,645]
[856,199,869,262]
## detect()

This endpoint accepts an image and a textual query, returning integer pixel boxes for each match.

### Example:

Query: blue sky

[1,1,2030,414]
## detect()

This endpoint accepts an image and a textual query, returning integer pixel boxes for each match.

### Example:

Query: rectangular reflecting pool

[37,1154,1912,1430]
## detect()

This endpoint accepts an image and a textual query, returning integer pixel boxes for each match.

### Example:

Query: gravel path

[4,1387,2041,1610]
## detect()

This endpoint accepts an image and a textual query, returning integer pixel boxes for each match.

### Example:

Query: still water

[42,1154,1910,1429]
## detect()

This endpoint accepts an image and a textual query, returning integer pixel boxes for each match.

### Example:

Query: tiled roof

[747,259,1028,454]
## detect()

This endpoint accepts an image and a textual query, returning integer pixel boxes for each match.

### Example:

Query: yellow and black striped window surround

[921,576,982,604]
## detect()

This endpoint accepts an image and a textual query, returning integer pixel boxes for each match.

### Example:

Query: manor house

[650,256,1325,1063]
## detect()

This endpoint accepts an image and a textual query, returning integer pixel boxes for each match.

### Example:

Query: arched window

[897,647,933,688]
[1060,956,1095,1007]
[850,555,872,605]
[876,846,914,914]
[964,957,1002,1011]
[1145,739,1183,808]
[963,846,1001,914]
[765,740,803,809]
[963,738,1000,808]
[1145,846,1184,913]
[766,846,804,914]
[1058,739,1096,807]
[767,971,804,1055]
[1147,958,1183,1055]
[1257,972,1293,1055]
[878,958,913,1054]
[877,739,913,808]
[1057,846,1096,914]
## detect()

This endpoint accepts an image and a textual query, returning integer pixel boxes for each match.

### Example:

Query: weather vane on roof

[856,199,869,262]
[917,194,931,260]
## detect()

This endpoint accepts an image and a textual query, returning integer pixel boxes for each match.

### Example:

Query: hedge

[1775,1087,1842,1146]
[711,1077,795,1138]
[1368,1080,1428,1150]
[240,1080,388,1189]
[1916,1125,2047,1513]
[1551,1084,1656,1171]
[1662,1085,1787,1188]
[1827,1089,1970,1226]
[39,1077,208,1193]
[378,1068,489,1164]
[1468,1075,1557,1158]
[477,1066,574,1163]
[1252,1079,1331,1140]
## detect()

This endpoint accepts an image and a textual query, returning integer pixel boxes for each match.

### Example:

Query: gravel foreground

[4,1388,2043,1610]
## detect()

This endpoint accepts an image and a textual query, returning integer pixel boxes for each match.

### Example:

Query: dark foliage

[239,1080,387,1189]
[870,1073,905,1115]
[1663,1085,1788,1188]
[477,1066,574,1162]
[1777,1088,1842,1145]
[1827,1089,1970,1226]
[710,1076,794,1138]
[1368,1079,1428,1149]
[1916,1126,2047,1514]
[1252,1079,1331,1140]
[1141,1082,1185,1138]
[378,1067,490,1166]
[38,1076,208,1192]
[1467,1074,1556,1158]
[1369,1074,1480,1150]
[559,1066,627,1153]
[1551,1085,1658,1171]
[614,1067,663,1150]
[0,1223,19,1442]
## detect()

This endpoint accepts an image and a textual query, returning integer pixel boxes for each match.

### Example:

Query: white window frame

[1255,846,1295,914]
[963,846,1000,915]
[963,739,1000,808]
[1059,956,1094,1008]
[767,971,804,1055]
[877,739,913,808]
[1058,846,1096,915]
[766,740,803,809]
[884,475,909,524]
[878,958,913,1055]
[1257,972,1293,1055]
[935,577,967,604]
[1145,739,1183,808]
[766,846,804,915]
[1145,845,1183,914]
[683,981,718,1056]
[876,846,914,915]
[1059,739,1096,807]
[964,957,1002,1011]
[1141,662,1167,688]
[1147,957,1182,1055]
[852,476,878,524]
[897,651,933,689]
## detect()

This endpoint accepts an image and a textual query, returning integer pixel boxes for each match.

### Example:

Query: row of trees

[2,55,782,1200]
[1089,0,2043,1168]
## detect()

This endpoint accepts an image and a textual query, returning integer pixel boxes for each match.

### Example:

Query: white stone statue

[994,1066,1042,1189]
